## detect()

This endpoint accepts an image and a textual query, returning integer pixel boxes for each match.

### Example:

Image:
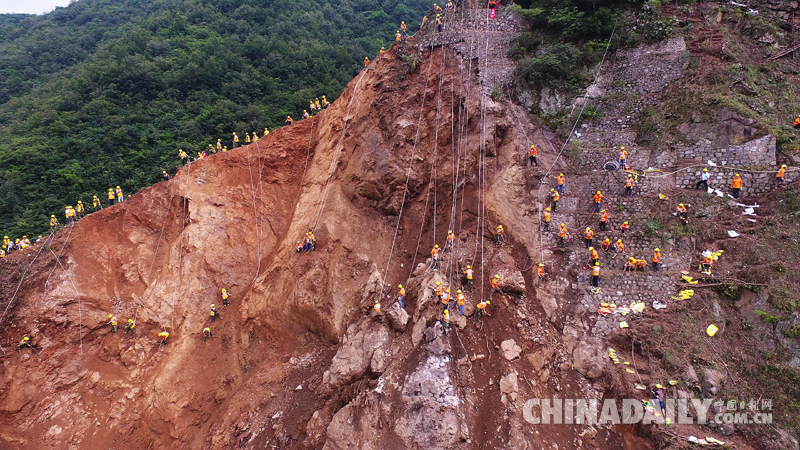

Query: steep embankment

[0,9,612,449]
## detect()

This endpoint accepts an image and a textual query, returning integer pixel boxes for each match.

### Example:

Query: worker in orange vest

[593,190,604,213]
[431,244,440,270]
[556,173,565,194]
[776,164,787,185]
[591,263,600,288]
[584,227,594,248]
[676,203,688,221]
[613,239,626,258]
[528,145,538,167]
[537,264,545,286]
[652,248,662,272]
[446,230,455,249]
[558,223,568,248]
[550,189,560,212]
[619,147,628,169]
[441,288,451,311]
[701,256,713,274]
[543,207,551,231]
[434,281,443,302]
[599,209,609,231]
[463,265,474,291]
[589,247,599,266]
[624,175,633,197]
[794,116,800,129]
[601,237,611,252]
[620,221,629,235]
[489,274,502,299]
[731,174,742,199]
[455,290,465,315]
[364,56,369,67]
[495,225,505,243]
[395,30,402,41]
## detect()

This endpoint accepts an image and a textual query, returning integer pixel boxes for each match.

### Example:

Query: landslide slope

[0,13,610,448]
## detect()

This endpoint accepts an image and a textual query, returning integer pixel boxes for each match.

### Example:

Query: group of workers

[695,166,788,198]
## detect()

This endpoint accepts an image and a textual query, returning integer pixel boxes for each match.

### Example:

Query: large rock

[385,303,409,332]
[572,340,605,379]
[499,371,519,402]
[702,368,727,396]
[500,339,522,360]
[526,346,555,373]
[323,321,391,387]
[495,266,526,296]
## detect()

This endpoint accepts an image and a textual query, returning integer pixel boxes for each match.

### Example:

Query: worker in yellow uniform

[76,201,85,218]
[310,100,317,112]
[315,98,321,110]
[233,132,240,148]
[218,288,229,306]
[557,223,568,248]
[158,331,169,345]
[601,237,611,252]
[463,265,474,291]
[17,336,31,352]
[210,304,222,324]
[50,215,60,231]
[264,128,270,137]
[495,224,504,243]
[115,186,124,202]
[125,319,136,337]
[245,133,251,144]
[107,188,115,206]
[537,263,545,286]
[321,96,329,108]
[203,327,214,342]
[163,171,169,181]
[380,47,385,54]
[400,21,407,38]
[108,314,118,333]
[543,207,551,231]
[217,139,222,152]
[93,195,102,211]
[302,110,309,120]
[431,244,440,270]
[398,285,406,309]
[436,14,443,33]
[446,230,455,249]
[731,174,742,199]
[179,149,188,165]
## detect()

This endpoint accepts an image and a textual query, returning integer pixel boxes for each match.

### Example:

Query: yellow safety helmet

[486,301,490,305]
[466,265,471,269]
[586,227,591,231]
[23,337,29,341]
[448,230,452,233]
[559,173,564,176]
[596,191,601,194]
[616,239,622,242]
[398,285,402,288]
[51,215,55,218]
[550,188,555,192]
[109,188,113,191]
[545,208,550,211]
[539,263,544,266]
[654,248,660,252]
[623,221,628,224]
[494,275,499,278]
[560,223,565,226]
[434,244,439,248]
[116,186,120,189]
[210,304,215,308]
[601,209,606,213]
[457,289,462,293]
[703,168,708,172]
[782,164,787,168]
[621,146,625,150]
[735,173,740,177]
[679,203,684,206]
[128,319,133,322]
[436,281,441,285]
[446,289,450,292]
[589,247,594,251]
[109,314,113,318]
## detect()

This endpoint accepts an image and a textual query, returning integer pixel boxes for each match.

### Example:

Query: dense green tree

[0,0,430,237]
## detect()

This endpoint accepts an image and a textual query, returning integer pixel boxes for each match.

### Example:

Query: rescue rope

[0,232,56,327]
[46,238,84,353]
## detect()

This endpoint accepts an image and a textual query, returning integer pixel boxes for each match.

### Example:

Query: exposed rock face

[323,321,391,387]
[385,302,410,332]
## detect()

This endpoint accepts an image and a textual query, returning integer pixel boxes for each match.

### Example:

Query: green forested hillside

[0,0,429,237]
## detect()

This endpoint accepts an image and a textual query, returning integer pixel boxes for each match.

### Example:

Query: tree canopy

[0,0,430,237]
